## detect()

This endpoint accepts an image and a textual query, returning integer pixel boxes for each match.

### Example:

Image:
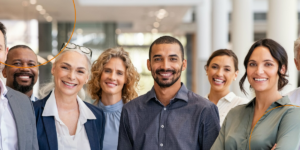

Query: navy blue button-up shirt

[118,83,220,150]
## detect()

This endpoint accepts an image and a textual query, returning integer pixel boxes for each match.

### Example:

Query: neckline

[98,99,124,112]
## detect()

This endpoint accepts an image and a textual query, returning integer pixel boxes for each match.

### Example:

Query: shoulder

[233,95,249,105]
[122,92,148,110]
[33,92,51,109]
[187,91,216,108]
[7,87,30,102]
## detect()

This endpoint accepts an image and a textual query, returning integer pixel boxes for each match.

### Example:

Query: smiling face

[206,55,238,93]
[147,43,187,88]
[0,30,8,71]
[2,47,38,94]
[100,57,126,97]
[247,46,284,93]
[52,51,89,97]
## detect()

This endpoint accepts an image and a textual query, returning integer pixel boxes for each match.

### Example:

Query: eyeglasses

[60,43,92,58]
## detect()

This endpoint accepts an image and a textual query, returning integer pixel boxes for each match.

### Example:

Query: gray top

[117,83,220,150]
[97,99,123,150]
[211,96,300,150]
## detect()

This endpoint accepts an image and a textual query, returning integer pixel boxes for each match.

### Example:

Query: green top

[211,96,300,150]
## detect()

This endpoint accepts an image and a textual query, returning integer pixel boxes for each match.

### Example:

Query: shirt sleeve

[198,104,220,150]
[210,116,227,150]
[117,107,133,150]
[274,107,300,150]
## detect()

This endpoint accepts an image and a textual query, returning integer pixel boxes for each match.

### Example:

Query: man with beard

[2,45,39,101]
[0,22,38,150]
[118,36,220,150]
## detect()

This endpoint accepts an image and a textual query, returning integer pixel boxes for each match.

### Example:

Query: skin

[246,46,285,129]
[294,48,300,71]
[2,47,38,97]
[0,31,8,72]
[147,43,187,106]
[206,55,238,105]
[100,57,126,106]
[51,51,89,135]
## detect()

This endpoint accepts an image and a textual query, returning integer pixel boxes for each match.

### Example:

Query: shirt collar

[42,89,96,123]
[0,78,7,97]
[30,94,36,102]
[146,83,189,103]
[205,92,236,103]
[245,95,290,107]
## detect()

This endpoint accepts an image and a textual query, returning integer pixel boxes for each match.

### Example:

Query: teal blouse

[211,96,300,150]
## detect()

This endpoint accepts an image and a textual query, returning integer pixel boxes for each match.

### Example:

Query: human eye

[13,62,21,66]
[104,69,111,73]
[154,58,161,61]
[211,65,217,69]
[265,63,273,67]
[78,70,85,74]
[170,57,177,61]
[117,71,123,75]
[225,68,231,72]
[248,62,256,67]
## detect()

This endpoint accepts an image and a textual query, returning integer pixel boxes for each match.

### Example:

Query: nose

[108,71,116,81]
[161,59,170,70]
[68,71,76,80]
[19,63,30,72]
[216,69,223,77]
[255,65,264,75]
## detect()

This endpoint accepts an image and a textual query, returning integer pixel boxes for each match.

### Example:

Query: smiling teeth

[19,76,29,79]
[63,81,75,86]
[161,74,170,76]
[255,78,267,81]
[214,79,224,83]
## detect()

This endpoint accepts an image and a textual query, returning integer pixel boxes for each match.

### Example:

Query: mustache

[155,69,176,74]
[14,72,34,77]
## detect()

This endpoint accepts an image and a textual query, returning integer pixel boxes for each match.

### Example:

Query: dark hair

[149,36,184,61]
[0,22,7,48]
[239,38,288,94]
[205,49,239,71]
[5,45,36,65]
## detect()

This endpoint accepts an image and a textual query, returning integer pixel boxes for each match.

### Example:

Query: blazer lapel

[42,116,58,150]
[85,120,99,150]
[6,89,26,150]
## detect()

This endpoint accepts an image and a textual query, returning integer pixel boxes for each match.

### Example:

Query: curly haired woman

[87,47,140,150]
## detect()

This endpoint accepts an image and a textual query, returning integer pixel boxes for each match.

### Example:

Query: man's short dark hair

[5,45,36,65]
[149,36,184,61]
[0,22,7,48]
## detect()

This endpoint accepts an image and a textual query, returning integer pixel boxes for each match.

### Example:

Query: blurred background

[0,0,299,101]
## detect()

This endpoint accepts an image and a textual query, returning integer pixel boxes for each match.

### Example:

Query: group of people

[1,20,300,150]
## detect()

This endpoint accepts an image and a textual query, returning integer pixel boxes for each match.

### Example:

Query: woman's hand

[271,143,277,150]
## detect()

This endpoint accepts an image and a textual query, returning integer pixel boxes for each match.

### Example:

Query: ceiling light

[151,28,158,33]
[46,16,52,22]
[36,5,43,11]
[153,22,160,28]
[40,9,46,15]
[30,0,36,5]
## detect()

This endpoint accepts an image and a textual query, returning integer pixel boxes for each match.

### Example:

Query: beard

[152,65,182,88]
[13,73,35,94]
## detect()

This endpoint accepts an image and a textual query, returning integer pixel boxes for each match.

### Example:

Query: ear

[147,59,151,71]
[2,67,7,78]
[280,65,286,74]
[234,70,239,80]
[295,58,300,71]
[181,59,187,71]
[51,65,55,75]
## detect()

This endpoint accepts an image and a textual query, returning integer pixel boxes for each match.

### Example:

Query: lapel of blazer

[85,120,99,150]
[42,116,58,150]
[41,91,58,150]
[6,87,26,150]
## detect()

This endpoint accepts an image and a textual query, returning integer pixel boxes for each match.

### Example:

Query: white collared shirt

[205,92,249,125]
[287,87,300,106]
[42,89,96,150]
[30,94,36,102]
[0,78,18,150]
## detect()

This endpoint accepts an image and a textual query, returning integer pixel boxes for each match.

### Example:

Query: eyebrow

[62,62,87,70]
[13,59,37,63]
[212,63,231,68]
[248,59,274,62]
[104,67,125,72]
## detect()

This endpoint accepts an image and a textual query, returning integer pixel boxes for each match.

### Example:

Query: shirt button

[160,143,163,147]
[161,125,164,128]
[164,108,166,110]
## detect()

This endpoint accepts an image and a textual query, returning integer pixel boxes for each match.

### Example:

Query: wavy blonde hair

[87,47,140,104]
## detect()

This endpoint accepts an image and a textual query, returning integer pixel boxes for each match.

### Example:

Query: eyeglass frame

[60,42,92,59]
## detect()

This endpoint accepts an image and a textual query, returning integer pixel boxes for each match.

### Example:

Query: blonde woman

[87,47,139,150]
[34,43,105,150]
